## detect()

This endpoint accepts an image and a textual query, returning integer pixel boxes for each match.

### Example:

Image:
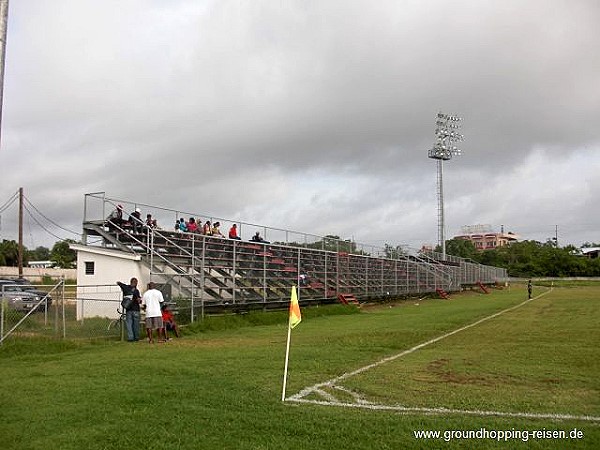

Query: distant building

[453,224,519,251]
[580,247,600,259]
[28,260,55,269]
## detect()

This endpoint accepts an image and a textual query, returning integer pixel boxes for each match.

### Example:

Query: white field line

[289,398,600,422]
[285,288,600,422]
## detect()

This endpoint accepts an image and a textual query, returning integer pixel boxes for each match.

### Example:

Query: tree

[384,243,407,259]
[443,239,478,260]
[50,239,77,268]
[27,246,51,261]
[581,242,600,248]
[0,239,25,267]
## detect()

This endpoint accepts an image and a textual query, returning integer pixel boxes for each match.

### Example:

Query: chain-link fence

[1,282,132,343]
[1,282,192,344]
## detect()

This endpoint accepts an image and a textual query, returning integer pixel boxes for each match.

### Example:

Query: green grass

[341,287,599,416]
[0,287,598,449]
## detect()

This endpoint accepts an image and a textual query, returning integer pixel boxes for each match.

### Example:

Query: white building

[70,244,146,319]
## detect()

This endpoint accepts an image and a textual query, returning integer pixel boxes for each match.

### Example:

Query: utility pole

[0,0,9,150]
[555,225,558,248]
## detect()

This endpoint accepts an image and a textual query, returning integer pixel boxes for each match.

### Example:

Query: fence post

[191,235,195,324]
[0,297,4,345]
[365,257,369,298]
[232,240,237,305]
[61,280,67,339]
[200,237,206,321]
[336,241,340,297]
[263,243,267,305]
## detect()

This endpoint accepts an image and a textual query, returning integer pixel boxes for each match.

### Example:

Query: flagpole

[282,285,301,402]
[281,320,292,401]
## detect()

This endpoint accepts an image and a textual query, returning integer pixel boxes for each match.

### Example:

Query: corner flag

[289,285,301,329]
[282,285,301,401]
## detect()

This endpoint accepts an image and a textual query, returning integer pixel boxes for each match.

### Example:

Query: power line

[22,203,70,242]
[0,189,18,213]
[23,195,79,236]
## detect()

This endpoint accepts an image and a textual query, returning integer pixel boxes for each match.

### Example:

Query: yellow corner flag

[289,285,302,329]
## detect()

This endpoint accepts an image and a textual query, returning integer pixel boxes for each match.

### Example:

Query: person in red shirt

[161,304,180,339]
[228,223,241,240]
[187,217,199,233]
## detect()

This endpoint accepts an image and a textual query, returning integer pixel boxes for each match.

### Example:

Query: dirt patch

[424,358,509,387]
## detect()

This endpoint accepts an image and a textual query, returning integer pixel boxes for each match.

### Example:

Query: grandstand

[79,193,507,313]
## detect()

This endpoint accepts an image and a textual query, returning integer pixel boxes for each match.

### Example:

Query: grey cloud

[0,0,598,250]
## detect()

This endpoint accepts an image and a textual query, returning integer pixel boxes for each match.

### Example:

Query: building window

[84,261,95,275]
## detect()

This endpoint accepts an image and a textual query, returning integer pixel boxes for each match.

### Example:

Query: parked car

[0,279,45,313]
[10,278,53,308]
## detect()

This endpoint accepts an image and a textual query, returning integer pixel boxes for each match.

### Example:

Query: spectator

[203,220,212,236]
[251,231,269,243]
[145,214,157,229]
[228,224,241,240]
[299,273,309,287]
[161,304,180,339]
[178,217,188,233]
[142,282,166,343]
[128,208,143,233]
[187,217,199,233]
[117,278,142,342]
[212,221,224,237]
[107,204,124,229]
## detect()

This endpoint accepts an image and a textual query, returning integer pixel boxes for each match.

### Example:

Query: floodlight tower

[428,112,463,259]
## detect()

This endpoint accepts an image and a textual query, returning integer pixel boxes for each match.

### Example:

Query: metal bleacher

[81,193,508,314]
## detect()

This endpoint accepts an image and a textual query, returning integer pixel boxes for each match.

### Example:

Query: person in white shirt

[142,282,165,343]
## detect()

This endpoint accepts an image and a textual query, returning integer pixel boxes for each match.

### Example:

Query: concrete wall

[0,266,76,281]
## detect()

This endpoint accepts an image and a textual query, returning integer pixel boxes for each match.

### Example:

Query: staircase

[477,281,490,294]
[436,288,450,299]
[338,293,359,305]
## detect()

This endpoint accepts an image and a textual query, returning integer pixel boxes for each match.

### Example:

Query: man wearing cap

[128,207,143,233]
[141,282,165,343]
[107,204,124,230]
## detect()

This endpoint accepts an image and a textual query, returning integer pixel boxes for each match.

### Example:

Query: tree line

[0,239,77,269]
[439,239,600,277]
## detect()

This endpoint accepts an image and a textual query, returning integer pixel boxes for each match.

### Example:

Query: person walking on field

[142,282,166,343]
[117,278,141,342]
[527,279,533,300]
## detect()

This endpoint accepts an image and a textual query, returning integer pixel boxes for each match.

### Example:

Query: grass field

[0,284,598,449]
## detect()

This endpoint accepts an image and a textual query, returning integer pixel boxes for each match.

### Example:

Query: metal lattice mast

[436,158,444,256]
[428,112,463,259]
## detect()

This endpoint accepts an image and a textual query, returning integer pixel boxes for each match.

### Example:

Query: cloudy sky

[0,0,598,251]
